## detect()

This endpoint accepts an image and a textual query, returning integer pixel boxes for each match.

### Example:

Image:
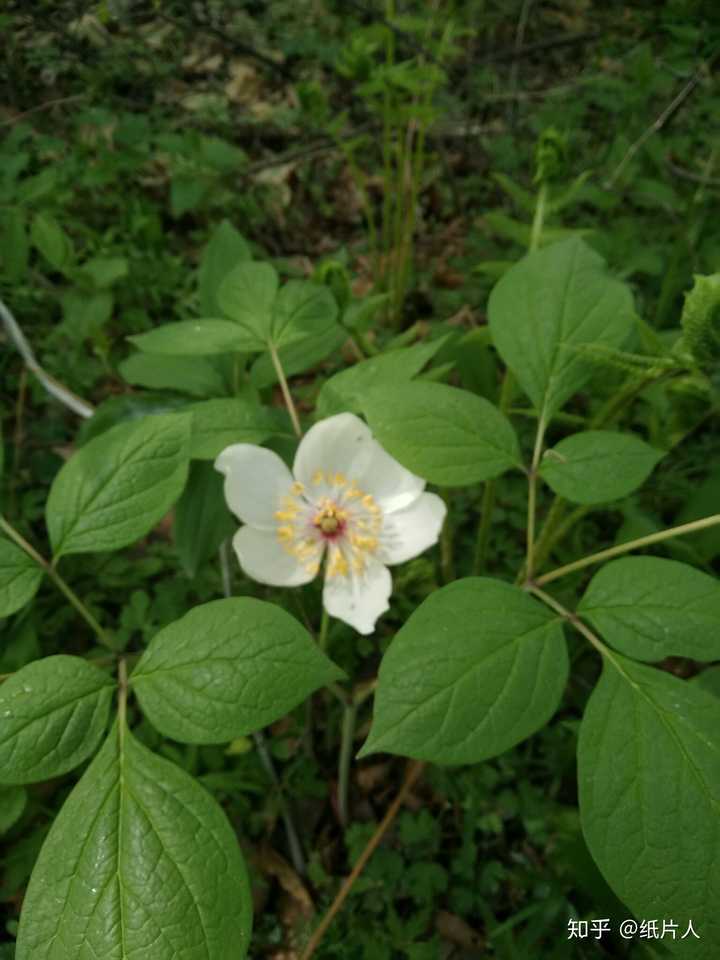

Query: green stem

[117,658,128,734]
[338,701,357,828]
[534,513,720,587]
[317,607,330,653]
[0,515,112,648]
[529,181,548,252]
[473,372,516,574]
[525,411,547,581]
[269,341,302,438]
[439,490,454,583]
[528,585,626,674]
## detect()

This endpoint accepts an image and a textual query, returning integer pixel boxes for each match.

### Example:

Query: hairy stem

[534,513,720,587]
[300,760,425,959]
[0,515,112,648]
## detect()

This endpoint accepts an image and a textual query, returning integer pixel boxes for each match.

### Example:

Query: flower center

[314,501,345,538]
[273,472,384,580]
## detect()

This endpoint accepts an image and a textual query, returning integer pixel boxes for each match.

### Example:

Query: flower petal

[379,492,447,565]
[232,525,320,587]
[323,556,392,634]
[215,444,293,529]
[294,413,424,512]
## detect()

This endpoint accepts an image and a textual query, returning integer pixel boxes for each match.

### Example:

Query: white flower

[215,412,446,634]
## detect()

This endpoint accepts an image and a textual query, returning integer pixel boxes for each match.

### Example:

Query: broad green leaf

[131,598,344,743]
[119,352,227,397]
[199,220,252,316]
[174,462,234,577]
[249,323,347,389]
[218,261,278,346]
[271,280,339,349]
[0,655,114,784]
[77,256,128,289]
[360,578,567,764]
[46,413,191,557]
[0,207,29,281]
[16,724,252,960]
[539,430,664,504]
[30,212,73,273]
[317,339,448,418]
[0,785,26,834]
[362,382,522,485]
[170,173,210,217]
[0,539,43,617]
[579,657,720,959]
[488,238,635,417]
[579,557,720,662]
[61,290,113,339]
[188,398,292,459]
[16,167,57,203]
[128,319,262,356]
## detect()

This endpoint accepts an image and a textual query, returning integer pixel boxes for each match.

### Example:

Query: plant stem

[269,341,302,438]
[299,760,425,959]
[0,515,112,648]
[534,513,720,587]
[439,490,454,583]
[528,585,624,670]
[337,701,357,828]
[317,607,330,652]
[529,180,547,252]
[117,657,128,734]
[217,541,307,876]
[525,411,547,581]
[473,372,516,574]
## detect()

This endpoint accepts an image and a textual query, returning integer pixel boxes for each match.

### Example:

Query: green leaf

[174,462,234,577]
[61,290,113,339]
[488,238,635,417]
[317,339,447,418]
[30,212,74,273]
[0,207,29,281]
[579,557,720,662]
[360,578,567,764]
[0,539,43,617]
[362,382,522,486]
[0,655,114,785]
[272,280,339,348]
[119,352,227,397]
[218,261,278,346]
[77,256,128,289]
[188,398,292,459]
[539,430,664,504]
[199,220,252,317]
[16,724,252,960]
[579,657,720,959]
[46,413,191,558]
[0,785,26,834]
[128,319,262,356]
[131,598,344,743]
[170,173,210,217]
